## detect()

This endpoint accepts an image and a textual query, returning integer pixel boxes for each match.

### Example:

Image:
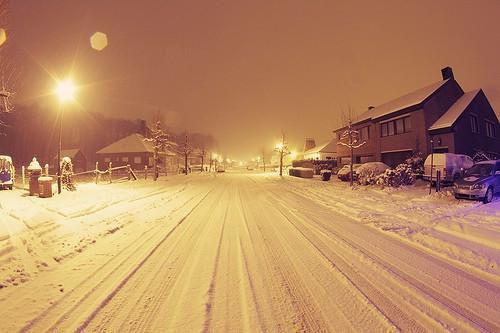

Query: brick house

[334,67,500,167]
[95,133,177,173]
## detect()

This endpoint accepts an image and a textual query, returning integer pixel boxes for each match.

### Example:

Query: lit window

[134,156,142,164]
[121,156,129,162]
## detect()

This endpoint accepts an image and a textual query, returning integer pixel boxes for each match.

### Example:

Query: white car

[423,153,473,184]
[337,164,362,181]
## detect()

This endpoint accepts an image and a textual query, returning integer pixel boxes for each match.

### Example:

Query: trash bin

[320,169,332,181]
[38,176,53,198]
[27,157,42,196]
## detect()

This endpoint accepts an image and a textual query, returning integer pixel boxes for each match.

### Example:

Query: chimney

[441,66,454,80]
[304,138,316,152]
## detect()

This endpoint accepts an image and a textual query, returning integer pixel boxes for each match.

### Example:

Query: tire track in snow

[75,187,215,332]
[18,187,214,332]
[264,181,500,332]
[202,201,228,333]
[110,182,231,333]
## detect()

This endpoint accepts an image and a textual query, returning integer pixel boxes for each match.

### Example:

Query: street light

[55,79,76,194]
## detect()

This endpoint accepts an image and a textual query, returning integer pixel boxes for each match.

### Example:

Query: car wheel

[483,187,493,204]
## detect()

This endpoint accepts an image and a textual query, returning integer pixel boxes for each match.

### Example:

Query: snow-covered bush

[61,157,76,191]
[404,152,424,176]
[376,162,415,187]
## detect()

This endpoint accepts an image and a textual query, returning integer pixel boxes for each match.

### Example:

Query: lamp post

[55,79,76,194]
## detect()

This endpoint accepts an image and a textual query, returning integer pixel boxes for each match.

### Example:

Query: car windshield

[465,164,493,177]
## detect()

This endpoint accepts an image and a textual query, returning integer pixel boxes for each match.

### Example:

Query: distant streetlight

[55,79,76,194]
[0,28,7,47]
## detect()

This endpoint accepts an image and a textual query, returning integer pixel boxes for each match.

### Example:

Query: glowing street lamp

[55,79,76,194]
[55,79,76,102]
[274,134,290,176]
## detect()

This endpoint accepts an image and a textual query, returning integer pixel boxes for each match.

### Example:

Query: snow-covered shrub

[404,152,424,176]
[376,162,415,187]
[61,157,76,191]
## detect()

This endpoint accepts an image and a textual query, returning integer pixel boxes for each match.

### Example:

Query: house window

[388,122,395,136]
[381,116,411,137]
[104,157,111,163]
[470,115,478,133]
[381,123,388,137]
[404,117,411,131]
[359,126,370,141]
[395,118,404,134]
[134,156,142,164]
[121,156,129,162]
[485,120,495,138]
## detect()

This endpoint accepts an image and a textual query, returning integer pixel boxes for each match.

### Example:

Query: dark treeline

[0,104,146,168]
[0,104,218,169]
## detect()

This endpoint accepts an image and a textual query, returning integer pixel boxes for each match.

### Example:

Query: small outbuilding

[54,149,87,173]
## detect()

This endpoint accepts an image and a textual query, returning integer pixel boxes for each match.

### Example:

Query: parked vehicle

[217,166,225,173]
[337,164,362,181]
[454,160,500,203]
[0,155,15,190]
[423,153,473,184]
[356,162,390,177]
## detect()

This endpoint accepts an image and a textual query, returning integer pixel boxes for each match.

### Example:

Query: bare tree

[274,132,290,176]
[337,119,366,186]
[261,147,267,172]
[144,121,173,181]
[179,132,192,175]
[0,0,17,132]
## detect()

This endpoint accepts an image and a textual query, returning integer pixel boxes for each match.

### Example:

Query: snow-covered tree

[0,0,16,132]
[337,119,366,186]
[61,157,76,191]
[274,132,290,176]
[144,121,173,181]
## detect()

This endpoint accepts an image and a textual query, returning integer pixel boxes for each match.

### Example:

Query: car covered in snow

[454,160,500,203]
[355,162,390,177]
[423,153,473,184]
[0,155,15,190]
[337,164,362,181]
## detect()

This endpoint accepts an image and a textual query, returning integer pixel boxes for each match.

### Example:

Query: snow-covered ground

[0,171,498,332]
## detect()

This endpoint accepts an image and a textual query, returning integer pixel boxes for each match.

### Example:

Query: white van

[423,153,473,184]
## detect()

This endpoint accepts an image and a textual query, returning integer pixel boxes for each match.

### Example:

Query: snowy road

[0,172,499,332]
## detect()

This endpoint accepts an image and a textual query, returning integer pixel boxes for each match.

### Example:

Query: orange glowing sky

[6,0,500,159]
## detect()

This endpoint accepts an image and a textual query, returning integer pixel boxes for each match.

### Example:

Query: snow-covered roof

[96,133,155,154]
[304,138,337,154]
[97,133,178,156]
[428,90,480,131]
[59,149,82,159]
[353,79,450,124]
